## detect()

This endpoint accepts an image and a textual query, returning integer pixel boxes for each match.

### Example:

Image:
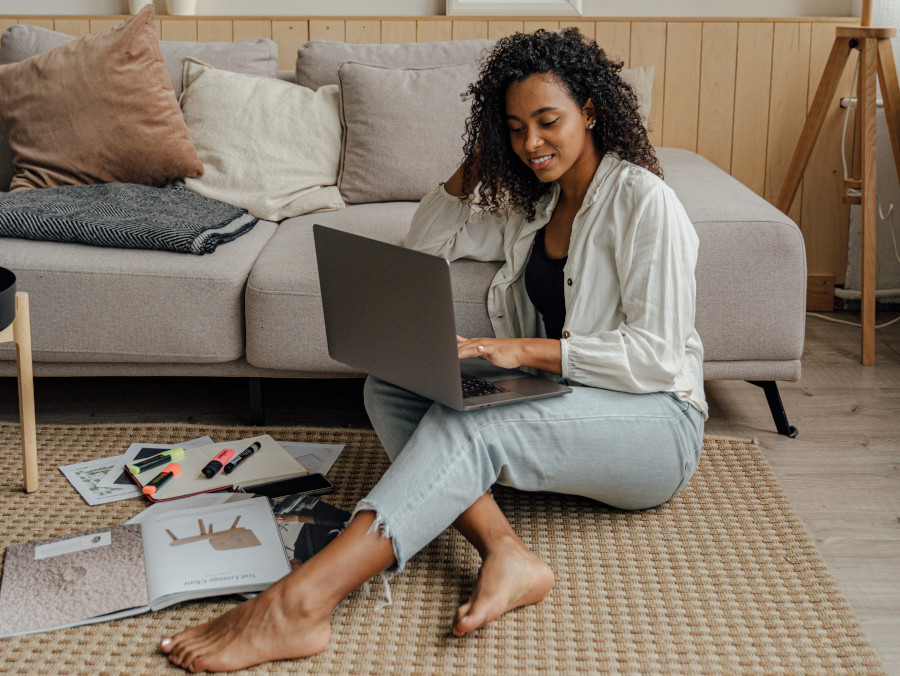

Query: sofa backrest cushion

[295,38,495,89]
[337,61,478,204]
[0,6,203,191]
[180,58,344,221]
[301,37,653,204]
[0,20,278,191]
[0,24,278,99]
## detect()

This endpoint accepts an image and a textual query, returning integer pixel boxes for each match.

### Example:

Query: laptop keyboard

[461,375,510,398]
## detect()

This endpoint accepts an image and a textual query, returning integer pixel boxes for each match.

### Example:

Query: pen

[142,463,181,496]
[127,447,185,476]
[223,441,261,474]
[202,448,235,478]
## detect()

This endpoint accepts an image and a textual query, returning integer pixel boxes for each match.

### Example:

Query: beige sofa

[0,30,805,436]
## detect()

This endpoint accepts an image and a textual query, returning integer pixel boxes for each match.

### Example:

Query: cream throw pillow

[620,64,654,130]
[179,58,344,221]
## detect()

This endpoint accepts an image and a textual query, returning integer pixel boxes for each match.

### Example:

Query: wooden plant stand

[0,292,38,492]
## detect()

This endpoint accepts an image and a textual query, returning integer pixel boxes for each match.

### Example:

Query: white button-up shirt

[406,153,708,418]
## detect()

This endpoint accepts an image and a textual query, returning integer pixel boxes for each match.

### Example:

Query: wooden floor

[1,311,898,674]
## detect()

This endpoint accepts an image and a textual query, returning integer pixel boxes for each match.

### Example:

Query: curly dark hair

[461,27,661,221]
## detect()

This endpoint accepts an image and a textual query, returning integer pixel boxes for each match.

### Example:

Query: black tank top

[524,226,567,340]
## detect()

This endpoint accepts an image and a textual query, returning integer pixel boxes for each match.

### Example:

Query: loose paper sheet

[277,441,345,476]
[58,437,212,506]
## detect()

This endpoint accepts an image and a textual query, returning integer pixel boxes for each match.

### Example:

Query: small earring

[588,121,596,130]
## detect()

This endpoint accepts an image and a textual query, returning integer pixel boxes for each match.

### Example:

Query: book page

[132,435,307,501]
[141,498,290,609]
[277,441,345,476]
[0,525,149,637]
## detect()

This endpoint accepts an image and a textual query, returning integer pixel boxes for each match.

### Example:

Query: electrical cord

[807,312,900,329]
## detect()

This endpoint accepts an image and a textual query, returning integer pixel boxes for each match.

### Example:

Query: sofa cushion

[620,65,653,130]
[301,35,654,204]
[0,7,203,191]
[0,20,278,191]
[179,59,344,221]
[248,149,805,376]
[245,203,499,372]
[0,220,278,363]
[337,61,478,204]
[656,147,806,364]
[295,38,495,89]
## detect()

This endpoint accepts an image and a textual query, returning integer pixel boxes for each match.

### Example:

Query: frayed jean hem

[350,500,404,604]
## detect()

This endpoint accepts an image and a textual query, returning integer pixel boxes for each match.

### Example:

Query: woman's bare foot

[452,534,554,637]
[160,573,331,673]
[160,509,396,672]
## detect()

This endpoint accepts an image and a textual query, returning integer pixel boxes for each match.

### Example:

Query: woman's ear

[583,99,596,129]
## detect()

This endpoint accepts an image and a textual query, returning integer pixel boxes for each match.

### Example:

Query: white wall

[0,0,856,17]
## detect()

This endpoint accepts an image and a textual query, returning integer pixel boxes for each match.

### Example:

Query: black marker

[223,441,261,474]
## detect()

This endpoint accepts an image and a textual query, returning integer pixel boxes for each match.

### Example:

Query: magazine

[270,493,350,565]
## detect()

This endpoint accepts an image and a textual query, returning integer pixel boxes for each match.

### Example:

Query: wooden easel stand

[776,21,900,366]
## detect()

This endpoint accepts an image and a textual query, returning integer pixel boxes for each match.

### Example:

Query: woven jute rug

[0,423,885,675]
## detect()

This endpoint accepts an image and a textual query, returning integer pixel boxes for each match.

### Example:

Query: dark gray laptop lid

[313,224,465,408]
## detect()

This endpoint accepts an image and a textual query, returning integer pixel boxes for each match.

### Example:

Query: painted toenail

[160,637,172,648]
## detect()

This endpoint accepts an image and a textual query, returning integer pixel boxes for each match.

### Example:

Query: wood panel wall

[0,15,860,288]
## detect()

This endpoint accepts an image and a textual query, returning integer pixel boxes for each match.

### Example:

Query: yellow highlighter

[127,447,185,476]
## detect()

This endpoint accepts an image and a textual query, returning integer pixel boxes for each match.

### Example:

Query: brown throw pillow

[0,6,203,191]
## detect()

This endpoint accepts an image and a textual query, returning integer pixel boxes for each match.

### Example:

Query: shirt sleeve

[560,183,699,393]
[405,184,508,262]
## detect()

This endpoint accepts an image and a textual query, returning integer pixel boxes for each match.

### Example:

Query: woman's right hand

[444,148,481,198]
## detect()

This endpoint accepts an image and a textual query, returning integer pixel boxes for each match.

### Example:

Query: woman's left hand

[457,335,525,369]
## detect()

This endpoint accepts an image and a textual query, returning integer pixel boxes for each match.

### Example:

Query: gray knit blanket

[0,183,258,255]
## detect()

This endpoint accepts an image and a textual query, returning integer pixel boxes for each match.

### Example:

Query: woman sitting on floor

[161,27,707,673]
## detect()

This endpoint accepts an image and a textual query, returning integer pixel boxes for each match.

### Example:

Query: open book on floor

[0,499,290,638]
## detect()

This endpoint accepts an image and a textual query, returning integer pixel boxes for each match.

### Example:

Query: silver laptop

[313,224,572,411]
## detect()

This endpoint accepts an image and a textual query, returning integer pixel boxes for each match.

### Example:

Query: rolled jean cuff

[350,500,406,574]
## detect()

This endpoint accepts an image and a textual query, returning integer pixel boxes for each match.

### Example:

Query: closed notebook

[128,435,308,502]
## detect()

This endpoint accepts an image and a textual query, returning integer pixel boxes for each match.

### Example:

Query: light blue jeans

[356,375,704,572]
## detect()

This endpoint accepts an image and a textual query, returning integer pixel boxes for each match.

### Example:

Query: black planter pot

[0,267,16,333]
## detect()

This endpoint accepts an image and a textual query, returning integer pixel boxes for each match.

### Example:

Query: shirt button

[566,278,573,286]
[562,331,571,339]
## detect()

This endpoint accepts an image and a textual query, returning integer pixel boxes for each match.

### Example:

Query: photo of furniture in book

[271,494,350,564]
[165,516,262,551]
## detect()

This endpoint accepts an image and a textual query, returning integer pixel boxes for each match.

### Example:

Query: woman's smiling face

[504,72,599,186]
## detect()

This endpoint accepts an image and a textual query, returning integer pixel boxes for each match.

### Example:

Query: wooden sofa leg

[248,377,265,427]
[748,381,798,438]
